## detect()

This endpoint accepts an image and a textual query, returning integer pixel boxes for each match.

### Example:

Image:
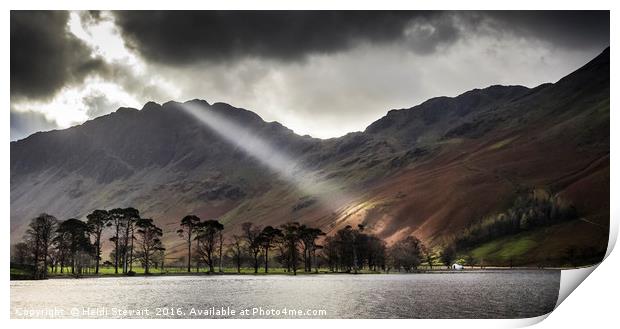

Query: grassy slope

[465,218,608,267]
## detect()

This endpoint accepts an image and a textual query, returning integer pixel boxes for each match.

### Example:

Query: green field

[11,265,386,279]
[463,219,607,267]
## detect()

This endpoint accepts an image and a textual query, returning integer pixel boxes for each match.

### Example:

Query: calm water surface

[11,270,559,319]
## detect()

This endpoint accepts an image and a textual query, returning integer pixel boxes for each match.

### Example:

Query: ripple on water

[10,270,560,319]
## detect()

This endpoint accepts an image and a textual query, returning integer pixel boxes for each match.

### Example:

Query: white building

[451,263,464,270]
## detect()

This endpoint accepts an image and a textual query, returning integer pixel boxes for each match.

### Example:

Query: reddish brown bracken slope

[11,48,609,264]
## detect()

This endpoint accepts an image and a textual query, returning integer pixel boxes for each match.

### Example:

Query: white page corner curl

[554,217,618,309]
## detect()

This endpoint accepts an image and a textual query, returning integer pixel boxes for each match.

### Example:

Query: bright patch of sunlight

[181,102,358,212]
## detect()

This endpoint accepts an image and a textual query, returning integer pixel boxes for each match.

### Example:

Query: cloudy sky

[10,11,609,141]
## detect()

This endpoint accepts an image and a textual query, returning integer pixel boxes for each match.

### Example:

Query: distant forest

[447,189,578,251]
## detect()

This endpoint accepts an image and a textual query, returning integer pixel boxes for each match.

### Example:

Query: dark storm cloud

[10,109,59,141]
[112,11,609,66]
[484,11,609,50]
[10,11,106,100]
[113,11,448,65]
[9,10,610,141]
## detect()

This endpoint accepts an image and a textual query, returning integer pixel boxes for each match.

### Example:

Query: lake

[10,270,559,319]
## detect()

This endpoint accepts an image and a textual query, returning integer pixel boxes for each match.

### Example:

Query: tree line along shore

[10,190,588,280]
[11,207,465,280]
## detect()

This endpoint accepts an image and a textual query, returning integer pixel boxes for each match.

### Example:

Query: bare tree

[121,208,140,274]
[299,225,324,272]
[218,230,224,272]
[259,226,282,273]
[86,209,110,274]
[135,218,164,274]
[11,242,30,265]
[227,235,245,273]
[241,222,262,274]
[280,222,301,275]
[108,208,124,274]
[195,219,224,273]
[388,235,424,272]
[177,215,200,272]
[24,213,58,279]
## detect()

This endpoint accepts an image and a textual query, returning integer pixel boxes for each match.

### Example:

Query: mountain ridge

[10,47,610,265]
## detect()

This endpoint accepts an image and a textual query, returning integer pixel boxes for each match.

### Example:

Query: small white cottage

[451,263,464,270]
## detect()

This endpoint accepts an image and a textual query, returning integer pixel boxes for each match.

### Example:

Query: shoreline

[10,266,584,281]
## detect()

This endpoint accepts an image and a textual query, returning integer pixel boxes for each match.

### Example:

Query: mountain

[11,48,609,265]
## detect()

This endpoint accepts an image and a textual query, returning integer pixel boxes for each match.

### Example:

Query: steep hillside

[10,48,609,265]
